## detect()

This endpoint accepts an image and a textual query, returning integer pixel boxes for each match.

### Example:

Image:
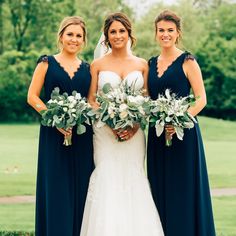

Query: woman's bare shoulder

[91,54,111,69]
[132,55,147,66]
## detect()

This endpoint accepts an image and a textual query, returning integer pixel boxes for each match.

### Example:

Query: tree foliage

[134,0,236,120]
[196,3,236,119]
[0,0,235,121]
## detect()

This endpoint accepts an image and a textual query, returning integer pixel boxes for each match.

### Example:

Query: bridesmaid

[27,16,94,236]
[147,10,216,236]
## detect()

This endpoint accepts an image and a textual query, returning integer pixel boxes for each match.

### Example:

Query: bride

[80,12,164,236]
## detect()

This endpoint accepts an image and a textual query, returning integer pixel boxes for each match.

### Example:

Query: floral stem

[63,135,72,146]
[165,131,172,147]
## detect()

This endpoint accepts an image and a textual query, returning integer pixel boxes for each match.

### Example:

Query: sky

[125,0,176,17]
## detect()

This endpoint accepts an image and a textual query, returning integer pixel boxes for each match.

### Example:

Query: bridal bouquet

[40,87,91,146]
[149,89,197,146]
[89,81,150,139]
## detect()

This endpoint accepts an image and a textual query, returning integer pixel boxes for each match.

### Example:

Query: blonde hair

[57,16,87,49]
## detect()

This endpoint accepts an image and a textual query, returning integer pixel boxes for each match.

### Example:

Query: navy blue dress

[35,55,94,236]
[147,52,216,236]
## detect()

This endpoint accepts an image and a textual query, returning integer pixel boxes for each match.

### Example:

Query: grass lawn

[0,203,34,232]
[199,117,236,188]
[0,197,235,235]
[0,117,236,196]
[0,117,236,234]
[213,196,236,236]
[0,124,39,196]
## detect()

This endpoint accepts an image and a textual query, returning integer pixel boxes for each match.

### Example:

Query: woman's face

[156,20,179,48]
[60,24,84,54]
[108,20,129,49]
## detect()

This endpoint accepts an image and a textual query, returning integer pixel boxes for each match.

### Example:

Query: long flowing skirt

[80,125,164,236]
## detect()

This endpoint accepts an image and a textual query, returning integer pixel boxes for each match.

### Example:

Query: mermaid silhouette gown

[80,71,164,236]
[147,52,216,236]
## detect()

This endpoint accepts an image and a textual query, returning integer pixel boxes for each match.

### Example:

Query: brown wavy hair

[103,12,136,49]
[155,10,182,44]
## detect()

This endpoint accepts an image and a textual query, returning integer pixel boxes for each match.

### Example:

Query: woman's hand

[117,124,140,141]
[90,101,100,110]
[165,125,175,137]
[56,127,72,137]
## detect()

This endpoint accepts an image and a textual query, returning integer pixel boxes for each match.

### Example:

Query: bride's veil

[93,33,132,59]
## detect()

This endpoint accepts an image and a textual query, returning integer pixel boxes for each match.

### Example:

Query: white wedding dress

[80,71,164,236]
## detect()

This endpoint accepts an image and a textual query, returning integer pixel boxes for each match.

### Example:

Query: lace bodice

[98,71,144,91]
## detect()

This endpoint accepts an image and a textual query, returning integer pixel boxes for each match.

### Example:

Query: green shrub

[0,50,40,122]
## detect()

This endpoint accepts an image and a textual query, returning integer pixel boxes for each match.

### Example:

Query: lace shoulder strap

[148,56,156,67]
[184,51,195,61]
[37,55,49,64]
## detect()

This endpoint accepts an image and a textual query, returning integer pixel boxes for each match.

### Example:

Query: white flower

[68,96,75,103]
[48,99,56,104]
[69,103,75,109]
[108,106,114,114]
[58,101,64,105]
[165,116,172,122]
[176,112,184,116]
[119,103,128,112]
[127,96,136,103]
[110,112,115,118]
[119,110,128,119]
[75,93,82,100]
[63,107,68,112]
[135,95,145,104]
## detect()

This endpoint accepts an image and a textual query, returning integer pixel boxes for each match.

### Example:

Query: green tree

[196,3,236,119]
[134,0,205,59]
[0,0,4,54]
[0,50,39,121]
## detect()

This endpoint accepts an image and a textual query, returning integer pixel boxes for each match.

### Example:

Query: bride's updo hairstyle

[103,12,136,49]
[155,10,182,44]
[57,16,87,50]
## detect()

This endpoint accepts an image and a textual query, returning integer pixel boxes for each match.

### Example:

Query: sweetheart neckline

[99,70,143,81]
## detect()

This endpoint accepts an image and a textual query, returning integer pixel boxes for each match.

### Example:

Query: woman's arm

[27,61,71,136]
[141,58,149,96]
[87,60,100,109]
[27,62,48,113]
[183,58,207,116]
[166,57,206,137]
